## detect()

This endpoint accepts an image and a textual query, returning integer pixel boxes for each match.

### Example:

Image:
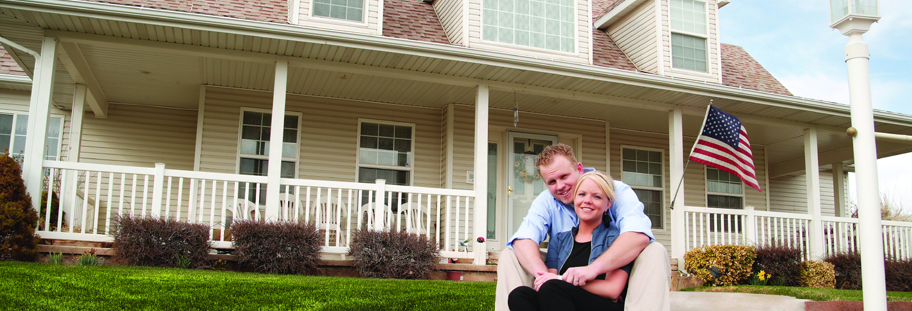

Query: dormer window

[481,0,576,53]
[313,0,364,22]
[670,0,708,72]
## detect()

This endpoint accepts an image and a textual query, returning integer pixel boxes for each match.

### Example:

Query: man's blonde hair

[535,143,578,169]
[573,171,616,203]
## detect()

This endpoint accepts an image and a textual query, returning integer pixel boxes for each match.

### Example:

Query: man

[495,144,670,311]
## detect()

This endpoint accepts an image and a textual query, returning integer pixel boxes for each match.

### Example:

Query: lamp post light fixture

[829,0,886,310]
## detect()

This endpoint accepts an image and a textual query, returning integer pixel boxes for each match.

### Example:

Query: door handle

[508,186,513,197]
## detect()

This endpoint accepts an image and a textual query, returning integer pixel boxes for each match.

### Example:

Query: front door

[506,132,558,239]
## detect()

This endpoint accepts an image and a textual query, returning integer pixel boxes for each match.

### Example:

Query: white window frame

[310,0,368,24]
[234,108,301,178]
[620,145,665,230]
[669,0,710,73]
[0,111,64,162]
[480,0,578,54]
[705,166,744,209]
[355,119,415,187]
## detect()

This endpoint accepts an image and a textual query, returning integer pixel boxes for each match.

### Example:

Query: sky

[718,0,912,211]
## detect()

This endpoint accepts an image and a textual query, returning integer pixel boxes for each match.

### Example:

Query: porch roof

[2,0,912,177]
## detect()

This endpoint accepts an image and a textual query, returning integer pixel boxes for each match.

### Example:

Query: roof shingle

[0,46,26,76]
[720,44,792,96]
[382,0,451,44]
[91,0,288,23]
[591,29,638,72]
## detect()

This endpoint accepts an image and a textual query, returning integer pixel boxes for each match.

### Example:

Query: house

[1,0,911,267]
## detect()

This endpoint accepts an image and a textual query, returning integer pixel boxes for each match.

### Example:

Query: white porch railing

[36,160,477,260]
[683,206,912,261]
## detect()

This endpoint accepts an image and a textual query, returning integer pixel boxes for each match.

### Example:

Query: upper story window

[482,0,576,53]
[0,113,63,161]
[706,167,742,209]
[313,0,364,22]
[621,147,663,229]
[670,0,708,72]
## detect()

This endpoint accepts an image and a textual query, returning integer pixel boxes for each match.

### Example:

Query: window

[357,121,414,209]
[670,0,708,72]
[706,167,742,209]
[482,0,576,53]
[706,167,743,232]
[621,148,663,229]
[313,0,364,22]
[237,110,300,204]
[0,113,63,161]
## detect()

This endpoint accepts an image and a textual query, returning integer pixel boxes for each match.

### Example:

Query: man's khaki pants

[494,242,671,311]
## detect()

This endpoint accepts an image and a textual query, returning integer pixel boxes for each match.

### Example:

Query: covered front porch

[3,0,912,266]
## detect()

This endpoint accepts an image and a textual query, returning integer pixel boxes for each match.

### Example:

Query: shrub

[684,244,756,286]
[349,229,439,279]
[823,252,861,289]
[231,220,321,274]
[752,242,803,286]
[38,191,63,231]
[799,260,835,289]
[111,215,210,268]
[0,153,39,262]
[885,259,912,292]
[76,248,102,267]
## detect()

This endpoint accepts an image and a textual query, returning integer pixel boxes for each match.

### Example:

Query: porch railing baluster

[81,171,90,233]
[93,171,102,234]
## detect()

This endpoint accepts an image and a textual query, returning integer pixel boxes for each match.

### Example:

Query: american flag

[689,105,761,192]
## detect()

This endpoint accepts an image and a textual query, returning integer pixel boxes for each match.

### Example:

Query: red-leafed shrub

[349,229,439,279]
[112,215,210,268]
[231,220,321,274]
[824,252,861,290]
[752,242,803,286]
[0,153,39,262]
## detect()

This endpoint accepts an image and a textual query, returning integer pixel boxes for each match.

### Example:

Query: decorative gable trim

[594,0,649,29]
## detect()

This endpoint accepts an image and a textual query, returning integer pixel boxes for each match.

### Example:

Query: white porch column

[473,85,490,265]
[67,84,86,162]
[804,127,824,259]
[669,107,686,263]
[265,61,289,220]
[24,37,58,213]
[832,162,846,217]
[445,103,455,189]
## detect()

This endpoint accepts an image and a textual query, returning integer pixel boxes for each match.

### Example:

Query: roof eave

[594,0,649,30]
[3,0,912,126]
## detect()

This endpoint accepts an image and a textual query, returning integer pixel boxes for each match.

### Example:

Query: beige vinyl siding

[295,0,381,36]
[200,87,442,187]
[79,104,197,169]
[435,0,465,45]
[607,0,658,73]
[769,172,837,216]
[466,0,591,64]
[659,0,721,83]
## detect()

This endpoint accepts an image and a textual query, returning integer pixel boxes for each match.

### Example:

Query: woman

[508,171,631,311]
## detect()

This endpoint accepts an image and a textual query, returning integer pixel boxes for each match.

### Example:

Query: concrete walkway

[671,292,810,311]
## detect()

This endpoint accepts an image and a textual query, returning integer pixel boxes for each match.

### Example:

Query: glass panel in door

[507,133,557,237]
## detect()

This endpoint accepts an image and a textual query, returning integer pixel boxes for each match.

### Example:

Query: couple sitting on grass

[497,144,670,311]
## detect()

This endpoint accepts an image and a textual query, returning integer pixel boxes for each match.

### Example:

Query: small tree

[0,153,40,261]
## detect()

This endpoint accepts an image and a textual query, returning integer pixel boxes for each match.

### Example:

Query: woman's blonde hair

[573,171,616,203]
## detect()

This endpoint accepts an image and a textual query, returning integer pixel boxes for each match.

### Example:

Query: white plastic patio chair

[359,202,392,230]
[397,202,430,235]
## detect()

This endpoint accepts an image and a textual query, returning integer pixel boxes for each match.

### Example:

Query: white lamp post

[830,0,886,310]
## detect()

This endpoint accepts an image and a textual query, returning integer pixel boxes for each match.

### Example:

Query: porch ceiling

[2,1,912,177]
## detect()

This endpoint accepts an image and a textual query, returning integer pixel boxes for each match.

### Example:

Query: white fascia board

[4,0,912,126]
[0,73,32,85]
[593,0,649,30]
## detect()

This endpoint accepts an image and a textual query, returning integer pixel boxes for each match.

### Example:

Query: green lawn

[681,285,912,302]
[0,262,495,311]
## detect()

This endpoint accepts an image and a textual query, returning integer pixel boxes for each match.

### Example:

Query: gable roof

[0,46,26,76]
[382,0,451,44]
[591,29,638,72]
[593,0,626,24]
[720,44,792,96]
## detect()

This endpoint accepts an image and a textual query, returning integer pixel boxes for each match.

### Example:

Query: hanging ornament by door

[513,91,519,127]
